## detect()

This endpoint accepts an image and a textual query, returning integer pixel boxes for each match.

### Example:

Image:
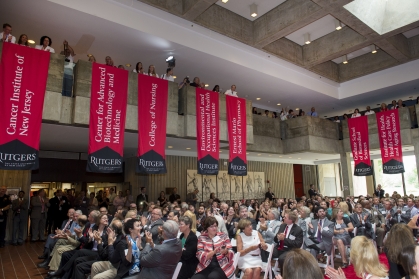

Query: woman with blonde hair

[331,208,354,268]
[385,223,415,279]
[183,210,197,233]
[147,65,159,77]
[326,236,388,279]
[275,248,324,279]
[339,201,351,217]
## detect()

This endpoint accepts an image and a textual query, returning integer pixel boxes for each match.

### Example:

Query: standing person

[265,187,275,201]
[124,189,134,208]
[30,189,49,242]
[161,67,174,81]
[12,190,28,246]
[178,216,199,279]
[308,184,318,198]
[157,191,168,208]
[66,189,75,208]
[35,36,55,53]
[309,107,318,117]
[136,187,148,208]
[113,191,125,211]
[375,184,385,199]
[186,189,199,208]
[0,23,16,43]
[60,40,75,97]
[224,85,238,97]
[0,186,11,247]
[49,189,70,232]
[147,65,159,77]
[108,188,117,215]
[169,187,181,204]
[74,191,90,215]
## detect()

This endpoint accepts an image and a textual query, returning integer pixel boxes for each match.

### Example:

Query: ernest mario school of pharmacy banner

[87,63,128,173]
[0,43,50,170]
[136,75,168,174]
[348,116,373,176]
[376,109,404,174]
[226,95,247,176]
[196,88,219,175]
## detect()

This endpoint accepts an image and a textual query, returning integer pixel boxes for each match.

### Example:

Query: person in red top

[192,216,235,279]
[380,103,388,112]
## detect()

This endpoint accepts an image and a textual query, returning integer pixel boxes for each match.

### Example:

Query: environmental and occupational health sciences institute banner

[136,75,168,174]
[87,63,128,173]
[348,116,373,176]
[196,88,219,175]
[0,43,50,170]
[376,109,404,174]
[226,96,247,176]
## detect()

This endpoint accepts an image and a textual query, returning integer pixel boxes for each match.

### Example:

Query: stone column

[339,151,353,197]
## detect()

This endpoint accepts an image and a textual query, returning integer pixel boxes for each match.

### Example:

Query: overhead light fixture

[28,39,35,44]
[256,97,261,100]
[221,0,228,3]
[303,33,311,44]
[257,154,261,156]
[165,55,176,67]
[173,76,177,79]
[246,153,249,155]
[277,103,281,106]
[279,156,282,157]
[168,146,173,148]
[205,84,209,87]
[371,45,378,54]
[250,3,257,17]
[186,147,191,150]
[296,108,300,110]
[289,157,292,158]
[87,54,93,57]
[125,64,131,67]
[342,55,348,64]
[334,19,342,30]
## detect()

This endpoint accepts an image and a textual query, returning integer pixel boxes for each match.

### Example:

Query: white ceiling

[215,0,287,21]
[286,15,345,46]
[332,45,376,64]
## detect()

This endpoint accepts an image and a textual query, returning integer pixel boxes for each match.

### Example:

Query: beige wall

[125,155,295,203]
[317,163,342,197]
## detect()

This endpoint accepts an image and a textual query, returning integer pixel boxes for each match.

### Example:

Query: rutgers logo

[0,152,36,163]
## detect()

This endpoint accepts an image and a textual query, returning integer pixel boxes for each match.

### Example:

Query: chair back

[172,262,182,279]
[233,252,241,269]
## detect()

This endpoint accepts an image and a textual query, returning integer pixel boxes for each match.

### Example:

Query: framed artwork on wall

[217,171,230,201]
[253,172,266,199]
[230,175,243,201]
[202,175,217,202]
[243,172,255,200]
[187,170,203,202]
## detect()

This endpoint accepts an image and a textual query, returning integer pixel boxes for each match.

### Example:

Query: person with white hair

[139,220,182,278]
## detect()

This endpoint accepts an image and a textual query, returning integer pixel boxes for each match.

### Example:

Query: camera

[184,76,190,84]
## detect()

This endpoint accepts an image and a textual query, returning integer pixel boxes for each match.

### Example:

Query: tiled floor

[0,240,48,279]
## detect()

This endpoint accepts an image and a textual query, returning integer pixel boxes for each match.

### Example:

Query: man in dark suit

[272,211,304,271]
[139,220,182,279]
[12,190,29,246]
[265,187,275,201]
[49,189,70,232]
[136,187,149,208]
[169,187,181,204]
[374,184,385,199]
[74,191,89,215]
[383,200,398,231]
[308,184,319,198]
[30,189,49,242]
[140,207,164,246]
[350,203,373,238]
[362,200,386,251]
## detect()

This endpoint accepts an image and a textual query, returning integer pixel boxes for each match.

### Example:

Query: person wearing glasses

[140,208,164,246]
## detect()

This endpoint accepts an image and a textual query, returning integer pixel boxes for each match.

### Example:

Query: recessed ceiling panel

[215,0,286,21]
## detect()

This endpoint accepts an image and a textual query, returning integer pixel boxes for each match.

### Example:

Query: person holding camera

[189,77,201,87]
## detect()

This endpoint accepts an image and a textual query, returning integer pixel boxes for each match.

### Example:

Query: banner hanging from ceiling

[87,63,128,173]
[226,95,247,176]
[136,75,168,174]
[376,109,404,174]
[196,88,219,175]
[348,116,373,176]
[0,43,50,170]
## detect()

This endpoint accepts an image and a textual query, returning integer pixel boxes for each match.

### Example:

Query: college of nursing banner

[226,95,247,176]
[348,116,373,176]
[376,109,404,174]
[0,43,50,170]
[136,75,168,174]
[196,88,219,175]
[87,63,128,173]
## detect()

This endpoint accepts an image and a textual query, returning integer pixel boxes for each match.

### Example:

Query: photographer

[179,76,190,89]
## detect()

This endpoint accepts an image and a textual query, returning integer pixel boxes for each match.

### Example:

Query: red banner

[136,75,168,174]
[226,96,247,176]
[348,116,373,176]
[196,88,219,175]
[376,110,404,174]
[0,43,50,170]
[87,63,128,173]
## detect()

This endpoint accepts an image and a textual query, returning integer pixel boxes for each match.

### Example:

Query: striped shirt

[196,231,235,277]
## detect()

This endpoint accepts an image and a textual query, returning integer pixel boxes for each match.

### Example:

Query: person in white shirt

[333,116,340,123]
[17,34,29,46]
[1,23,16,43]
[133,62,145,74]
[351,108,361,118]
[364,106,375,116]
[224,85,238,97]
[105,56,114,66]
[61,40,75,97]
[35,36,55,53]
[390,100,397,110]
[161,68,174,81]
[147,65,159,78]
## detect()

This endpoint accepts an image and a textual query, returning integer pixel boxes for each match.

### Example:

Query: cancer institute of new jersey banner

[348,116,373,176]
[196,88,219,175]
[0,43,50,170]
[87,63,128,173]
[376,110,404,174]
[226,96,247,176]
[136,75,168,174]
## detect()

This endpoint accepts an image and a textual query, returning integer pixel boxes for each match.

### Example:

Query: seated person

[305,207,334,260]
[192,216,235,279]
[272,211,304,271]
[274,249,324,279]
[237,219,268,279]
[350,203,373,238]
[139,220,182,279]
[258,209,281,261]
[331,208,354,268]
[140,207,164,246]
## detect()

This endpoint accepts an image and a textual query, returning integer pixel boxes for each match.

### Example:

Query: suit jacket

[265,192,275,201]
[273,223,304,251]
[49,196,70,218]
[12,198,29,217]
[374,189,385,199]
[308,189,318,198]
[74,196,90,215]
[382,208,398,230]
[30,196,49,219]
[363,208,385,226]
[259,219,281,244]
[136,193,149,206]
[350,212,372,238]
[100,234,132,279]
[139,239,183,279]
[178,232,199,279]
[305,218,334,255]
[141,218,164,246]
